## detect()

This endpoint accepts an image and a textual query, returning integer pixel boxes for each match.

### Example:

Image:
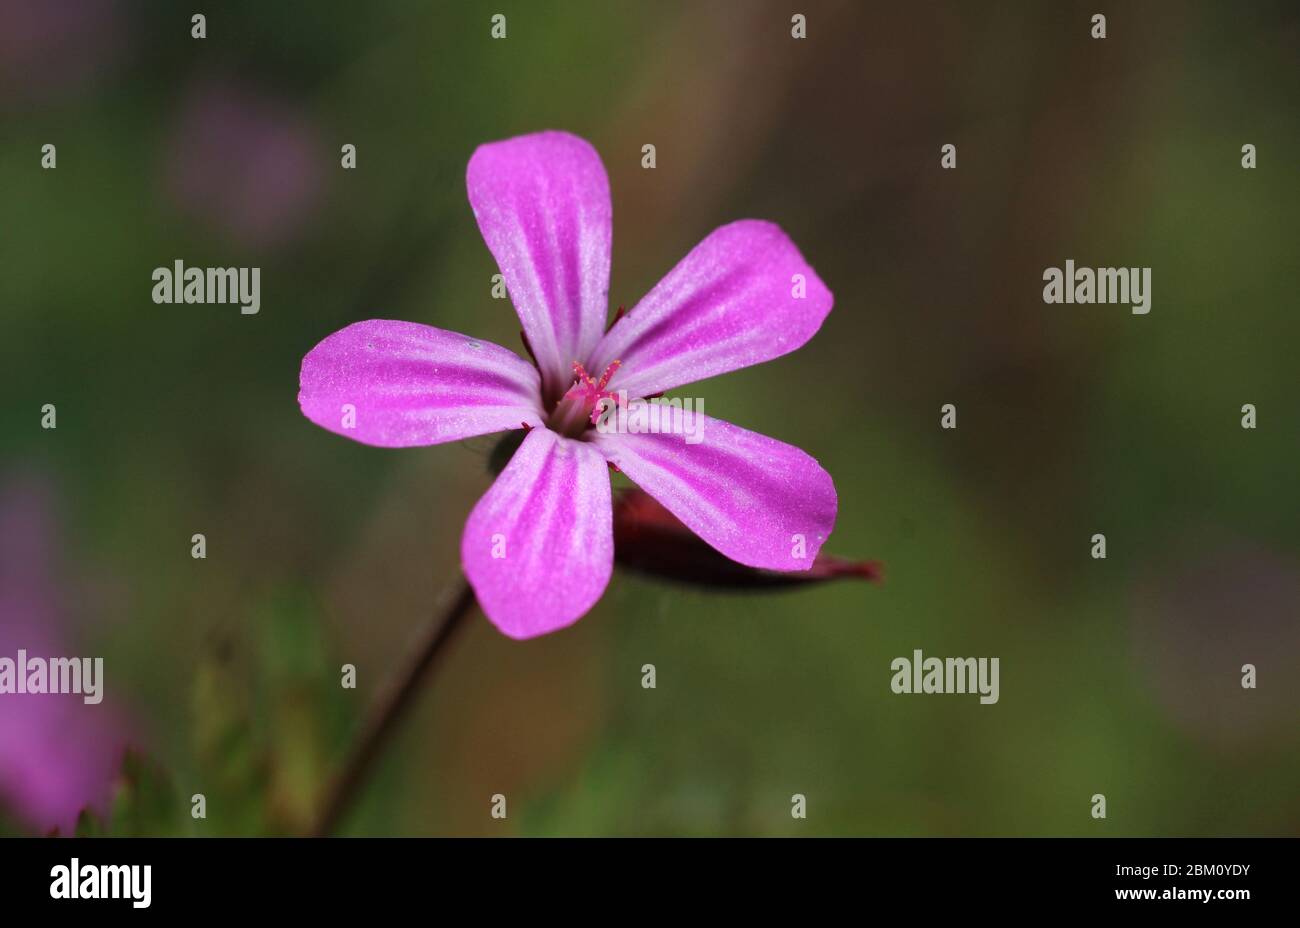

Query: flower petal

[298,320,543,448]
[589,220,832,399]
[467,131,612,400]
[462,428,613,639]
[594,412,837,571]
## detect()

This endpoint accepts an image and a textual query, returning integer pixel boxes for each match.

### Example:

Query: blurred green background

[2,0,1297,836]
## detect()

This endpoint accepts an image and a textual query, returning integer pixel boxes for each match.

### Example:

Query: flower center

[547,360,622,438]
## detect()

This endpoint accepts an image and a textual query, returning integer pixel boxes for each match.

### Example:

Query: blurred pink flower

[163,79,325,248]
[0,473,130,835]
[0,0,122,107]
[299,131,837,639]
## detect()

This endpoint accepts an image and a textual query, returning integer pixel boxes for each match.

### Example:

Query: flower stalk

[312,581,476,837]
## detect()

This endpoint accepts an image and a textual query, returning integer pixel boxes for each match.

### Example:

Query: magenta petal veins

[588,220,833,400]
[461,428,614,639]
[467,131,613,402]
[298,320,544,448]
[594,414,838,571]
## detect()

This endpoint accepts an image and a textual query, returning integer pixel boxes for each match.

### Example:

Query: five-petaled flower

[299,131,837,639]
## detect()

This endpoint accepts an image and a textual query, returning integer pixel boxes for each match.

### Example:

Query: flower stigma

[547,360,623,438]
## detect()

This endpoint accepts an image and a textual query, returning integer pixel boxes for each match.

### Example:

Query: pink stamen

[595,359,620,390]
[563,360,624,424]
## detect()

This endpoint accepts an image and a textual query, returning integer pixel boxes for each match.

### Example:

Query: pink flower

[0,0,123,108]
[299,131,837,639]
[163,78,325,248]
[0,473,130,835]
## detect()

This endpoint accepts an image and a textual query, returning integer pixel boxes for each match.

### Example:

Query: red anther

[608,461,621,474]
[520,421,533,431]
